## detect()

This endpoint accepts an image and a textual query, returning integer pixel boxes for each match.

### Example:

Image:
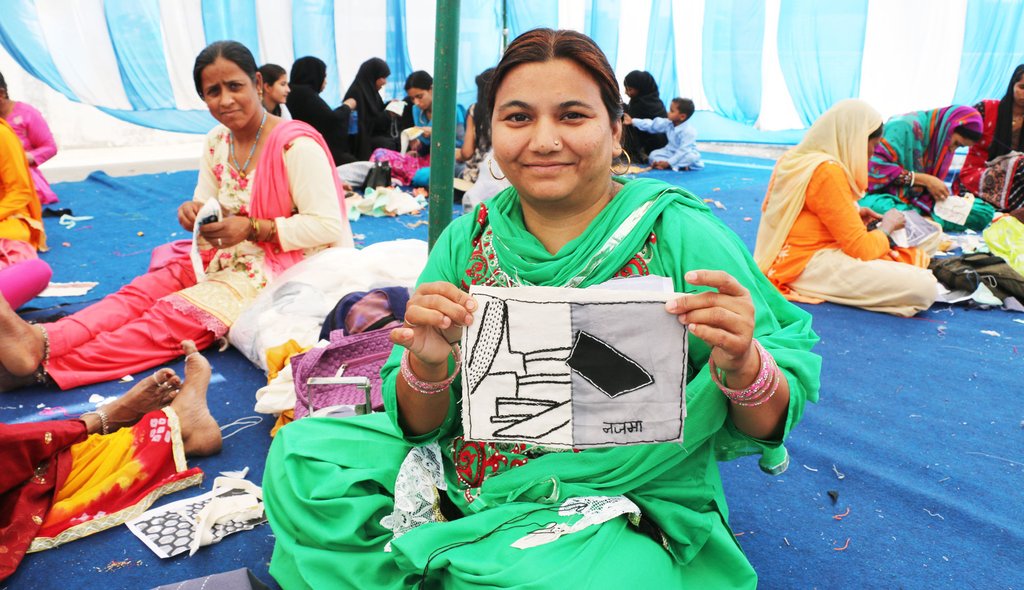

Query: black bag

[364,161,392,189]
[929,253,1024,302]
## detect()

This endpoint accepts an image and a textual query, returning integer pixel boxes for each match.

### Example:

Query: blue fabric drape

[457,0,504,107]
[201,0,261,64]
[507,0,559,41]
[292,0,342,104]
[386,0,414,101]
[778,0,867,126]
[702,0,764,125]
[104,0,176,110]
[586,0,621,69]
[646,0,677,109]
[953,0,1024,105]
[0,0,75,98]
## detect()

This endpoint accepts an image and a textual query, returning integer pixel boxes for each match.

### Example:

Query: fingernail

[685,271,697,282]
[665,300,678,312]
[466,298,477,311]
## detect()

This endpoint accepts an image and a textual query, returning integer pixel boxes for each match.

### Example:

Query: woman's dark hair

[0,70,7,91]
[258,63,287,87]
[291,56,327,90]
[473,68,495,152]
[193,41,258,98]
[487,28,623,124]
[869,123,884,140]
[623,70,658,96]
[404,70,433,92]
[954,124,982,143]
[989,64,1024,159]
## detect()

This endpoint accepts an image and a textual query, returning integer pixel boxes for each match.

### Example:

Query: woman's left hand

[666,270,757,375]
[198,216,251,249]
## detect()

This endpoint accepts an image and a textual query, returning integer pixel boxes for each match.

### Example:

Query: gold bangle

[249,217,260,241]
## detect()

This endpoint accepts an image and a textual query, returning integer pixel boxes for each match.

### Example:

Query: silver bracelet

[85,408,110,435]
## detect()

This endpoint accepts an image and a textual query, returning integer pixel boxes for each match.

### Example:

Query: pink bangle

[400,344,462,395]
[708,339,782,406]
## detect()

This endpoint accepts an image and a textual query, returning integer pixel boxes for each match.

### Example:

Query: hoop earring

[610,149,632,175]
[488,158,506,181]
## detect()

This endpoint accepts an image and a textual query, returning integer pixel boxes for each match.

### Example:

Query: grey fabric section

[568,302,686,447]
[151,567,270,590]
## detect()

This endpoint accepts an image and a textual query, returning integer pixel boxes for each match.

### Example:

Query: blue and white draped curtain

[2,0,1023,140]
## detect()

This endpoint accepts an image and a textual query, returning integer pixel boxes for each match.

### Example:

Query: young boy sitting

[623,97,703,171]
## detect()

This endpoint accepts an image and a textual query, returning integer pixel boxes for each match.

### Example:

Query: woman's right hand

[878,209,906,234]
[177,201,202,231]
[390,282,477,367]
[916,173,950,200]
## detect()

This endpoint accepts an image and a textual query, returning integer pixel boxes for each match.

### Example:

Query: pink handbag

[291,327,398,419]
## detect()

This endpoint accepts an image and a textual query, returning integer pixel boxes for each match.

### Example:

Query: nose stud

[553,140,561,146]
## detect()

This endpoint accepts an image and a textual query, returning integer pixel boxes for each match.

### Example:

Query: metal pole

[428,0,461,250]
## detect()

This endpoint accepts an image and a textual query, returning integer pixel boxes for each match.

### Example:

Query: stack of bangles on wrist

[400,344,462,395]
[708,339,782,407]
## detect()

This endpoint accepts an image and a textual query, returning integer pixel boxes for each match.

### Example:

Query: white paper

[190,198,222,282]
[400,126,424,154]
[36,281,99,297]
[385,100,406,117]
[933,193,974,226]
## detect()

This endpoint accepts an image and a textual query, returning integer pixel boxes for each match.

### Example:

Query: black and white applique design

[462,285,688,448]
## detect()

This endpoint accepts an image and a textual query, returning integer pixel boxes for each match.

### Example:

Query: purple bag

[292,327,397,419]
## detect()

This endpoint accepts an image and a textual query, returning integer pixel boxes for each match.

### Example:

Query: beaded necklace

[230,110,267,178]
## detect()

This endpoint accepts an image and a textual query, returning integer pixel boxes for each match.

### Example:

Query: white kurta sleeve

[192,128,221,203]
[275,136,350,251]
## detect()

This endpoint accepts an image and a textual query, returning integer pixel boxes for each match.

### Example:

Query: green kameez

[264,178,821,589]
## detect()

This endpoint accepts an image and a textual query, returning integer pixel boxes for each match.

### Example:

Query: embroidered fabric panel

[461,286,688,449]
[451,206,659,495]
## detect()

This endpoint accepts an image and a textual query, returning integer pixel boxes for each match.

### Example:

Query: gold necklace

[230,110,267,178]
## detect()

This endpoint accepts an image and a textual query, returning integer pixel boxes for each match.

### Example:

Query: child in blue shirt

[623,97,703,171]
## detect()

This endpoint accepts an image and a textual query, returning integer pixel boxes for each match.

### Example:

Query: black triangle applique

[564,330,654,398]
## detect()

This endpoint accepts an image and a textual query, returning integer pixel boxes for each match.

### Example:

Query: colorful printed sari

[0,408,202,579]
[863,106,994,231]
[264,178,821,589]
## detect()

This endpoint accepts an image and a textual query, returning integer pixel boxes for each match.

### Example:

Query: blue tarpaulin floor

[3,156,1022,590]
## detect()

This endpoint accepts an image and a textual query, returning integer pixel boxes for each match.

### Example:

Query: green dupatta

[379,177,821,567]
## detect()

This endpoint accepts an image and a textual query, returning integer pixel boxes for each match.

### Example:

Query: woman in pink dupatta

[0,41,352,392]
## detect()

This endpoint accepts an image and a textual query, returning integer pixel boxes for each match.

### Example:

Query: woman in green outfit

[264,29,821,589]
[863,105,995,232]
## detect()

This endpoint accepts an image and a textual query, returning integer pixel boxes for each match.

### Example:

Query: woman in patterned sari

[862,105,994,231]
[0,342,220,581]
[263,29,820,589]
[0,41,352,392]
[754,99,938,317]
[953,64,1024,218]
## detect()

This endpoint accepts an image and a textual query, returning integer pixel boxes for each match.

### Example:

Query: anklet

[32,325,50,384]
[37,325,50,365]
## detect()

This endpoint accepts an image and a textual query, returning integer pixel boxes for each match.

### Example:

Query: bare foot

[102,368,182,430]
[0,297,44,377]
[0,364,38,392]
[171,341,222,457]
